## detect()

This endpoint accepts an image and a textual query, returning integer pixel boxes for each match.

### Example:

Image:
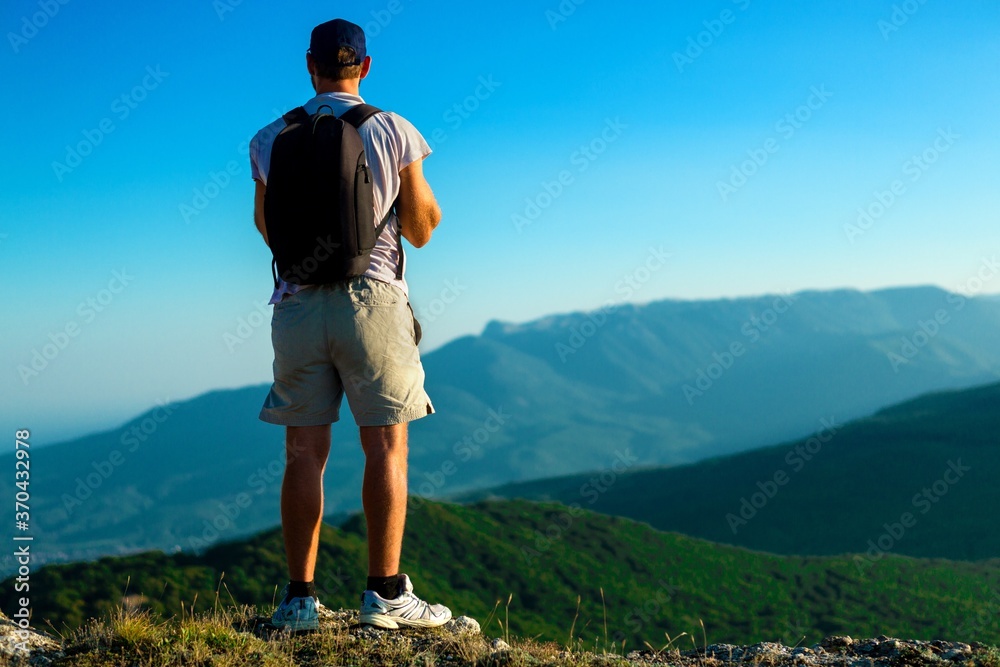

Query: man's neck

[314,79,361,96]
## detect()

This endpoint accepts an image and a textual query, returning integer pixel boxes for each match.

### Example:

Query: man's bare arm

[254,179,269,247]
[396,157,441,248]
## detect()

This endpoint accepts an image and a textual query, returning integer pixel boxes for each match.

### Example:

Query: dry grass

[47,603,621,667]
[21,602,1000,667]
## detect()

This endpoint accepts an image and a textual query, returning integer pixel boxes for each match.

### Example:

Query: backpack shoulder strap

[282,106,309,126]
[339,103,384,129]
[341,105,404,280]
[373,198,405,281]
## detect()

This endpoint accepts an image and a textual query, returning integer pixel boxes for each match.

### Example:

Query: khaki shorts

[259,276,434,427]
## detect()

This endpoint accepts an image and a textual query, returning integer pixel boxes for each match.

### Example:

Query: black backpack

[264,103,403,287]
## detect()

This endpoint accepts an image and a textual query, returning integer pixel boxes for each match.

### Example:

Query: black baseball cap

[309,19,366,65]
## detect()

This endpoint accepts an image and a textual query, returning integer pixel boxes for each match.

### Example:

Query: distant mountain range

[4,285,1000,571]
[3,499,998,648]
[464,381,1000,562]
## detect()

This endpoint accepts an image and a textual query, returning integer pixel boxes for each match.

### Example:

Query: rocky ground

[654,635,998,667]
[2,607,998,666]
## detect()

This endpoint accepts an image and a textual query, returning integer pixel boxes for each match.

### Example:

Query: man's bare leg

[360,422,408,577]
[357,422,452,626]
[281,424,332,582]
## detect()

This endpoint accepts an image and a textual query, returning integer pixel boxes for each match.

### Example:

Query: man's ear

[306,52,317,76]
[360,55,372,80]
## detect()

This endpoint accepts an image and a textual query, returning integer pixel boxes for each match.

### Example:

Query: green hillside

[463,382,1000,562]
[4,500,998,649]
[5,287,1000,573]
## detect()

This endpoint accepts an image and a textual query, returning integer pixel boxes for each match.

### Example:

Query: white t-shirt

[250,92,431,302]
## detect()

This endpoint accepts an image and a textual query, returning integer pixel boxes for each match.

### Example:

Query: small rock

[855,639,880,654]
[942,647,972,661]
[1,611,63,667]
[874,639,902,657]
[704,643,742,660]
[491,638,511,650]
[445,615,481,635]
[354,625,385,639]
[487,649,511,665]
[821,635,854,649]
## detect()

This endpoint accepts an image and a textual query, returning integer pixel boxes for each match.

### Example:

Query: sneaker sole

[359,612,451,629]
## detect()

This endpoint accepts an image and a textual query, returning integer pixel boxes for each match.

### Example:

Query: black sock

[367,574,401,599]
[285,580,316,602]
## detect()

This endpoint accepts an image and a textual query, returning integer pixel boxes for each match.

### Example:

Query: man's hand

[254,179,269,247]
[396,157,441,248]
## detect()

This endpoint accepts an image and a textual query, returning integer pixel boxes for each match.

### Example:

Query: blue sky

[2,0,998,443]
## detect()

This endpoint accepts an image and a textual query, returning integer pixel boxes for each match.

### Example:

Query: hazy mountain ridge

[4,285,1000,572]
[463,380,1000,561]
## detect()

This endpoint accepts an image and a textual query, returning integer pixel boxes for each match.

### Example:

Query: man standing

[249,18,451,632]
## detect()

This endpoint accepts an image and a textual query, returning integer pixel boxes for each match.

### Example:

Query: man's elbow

[409,226,433,248]
[406,205,441,248]
[426,203,442,236]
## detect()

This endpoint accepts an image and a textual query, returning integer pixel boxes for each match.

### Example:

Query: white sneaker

[359,574,452,629]
[271,585,319,632]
